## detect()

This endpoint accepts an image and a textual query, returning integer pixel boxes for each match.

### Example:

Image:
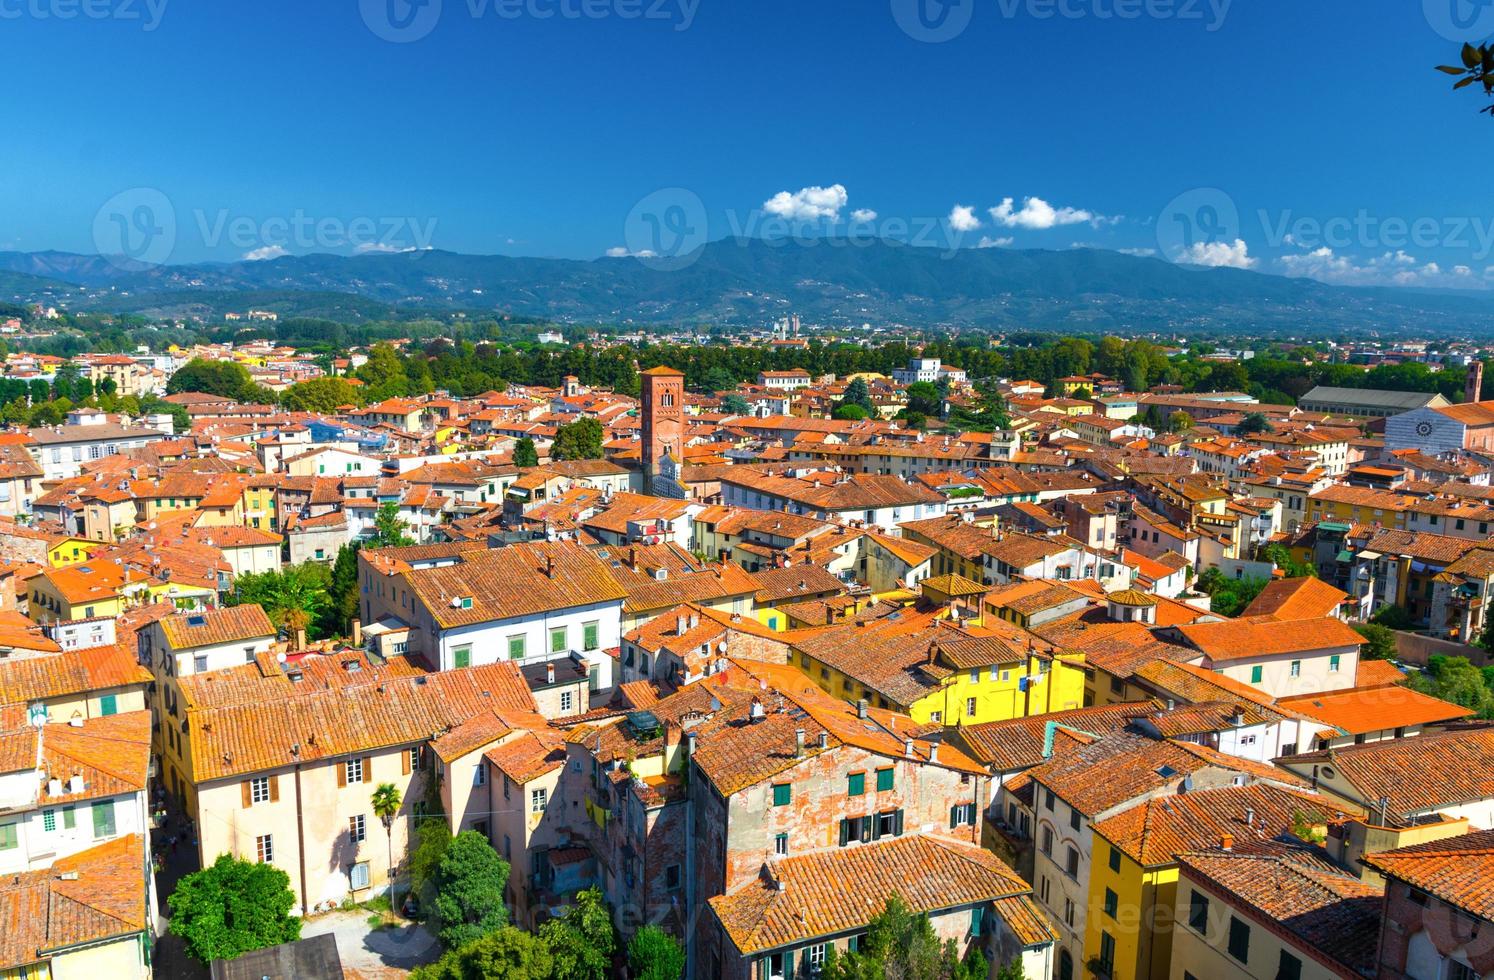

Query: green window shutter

[848,772,864,796]
[772,783,791,806]
[453,646,471,669]
[1108,846,1121,872]
[583,622,599,651]
[99,694,117,716]
[551,627,567,653]
[0,822,16,850]
[62,806,75,829]
[876,768,894,792]
[92,801,116,838]
[1250,665,1263,684]
[508,636,525,660]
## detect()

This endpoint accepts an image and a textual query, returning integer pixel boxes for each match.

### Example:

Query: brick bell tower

[640,366,685,492]
[1469,360,1485,404]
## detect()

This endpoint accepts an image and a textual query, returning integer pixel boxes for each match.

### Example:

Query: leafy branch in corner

[1437,42,1494,117]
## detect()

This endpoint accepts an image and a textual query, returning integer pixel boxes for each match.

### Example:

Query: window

[1448,963,1478,980]
[531,788,548,813]
[1108,845,1121,873]
[193,655,208,673]
[453,645,471,669]
[1250,665,1264,684]
[1329,654,1341,672]
[807,944,827,972]
[473,766,486,787]
[950,803,976,827]
[92,800,116,839]
[1041,827,1053,856]
[349,815,366,843]
[1227,916,1250,963]
[1070,808,1081,831]
[42,809,56,832]
[875,810,899,837]
[847,772,865,796]
[256,834,274,863]
[98,693,117,716]
[62,806,74,829]
[774,833,788,856]
[1290,660,1301,678]
[1045,788,1056,811]
[0,821,16,850]
[560,690,575,714]
[1063,898,1075,927]
[550,626,567,653]
[1039,876,1050,903]
[1098,932,1116,977]
[1065,846,1079,879]
[772,783,792,806]
[968,669,979,684]
[875,767,894,792]
[250,776,270,804]
[1103,888,1118,917]
[583,621,599,651]
[508,635,526,660]
[666,864,682,889]
[345,759,365,784]
[1188,890,1209,932]
[1277,951,1302,980]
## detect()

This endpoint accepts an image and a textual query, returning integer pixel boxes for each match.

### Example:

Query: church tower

[641,366,685,492]
[1468,360,1485,404]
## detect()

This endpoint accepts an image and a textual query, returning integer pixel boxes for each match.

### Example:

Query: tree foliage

[1195,568,1270,618]
[370,501,415,548]
[1354,622,1398,662]
[408,817,452,919]
[433,830,510,949]
[167,854,301,964]
[538,887,616,980]
[552,417,604,461]
[412,925,554,980]
[166,358,269,402]
[626,925,686,980]
[227,563,331,640]
[513,436,539,468]
[1408,655,1494,719]
[282,377,360,413]
[1437,42,1494,118]
[820,895,986,980]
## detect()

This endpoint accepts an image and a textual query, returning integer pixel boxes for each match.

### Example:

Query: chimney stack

[546,662,555,685]
[856,698,869,719]
[903,738,914,758]
[817,732,829,750]
[794,729,805,757]
[1245,807,1256,827]
[1220,833,1234,851]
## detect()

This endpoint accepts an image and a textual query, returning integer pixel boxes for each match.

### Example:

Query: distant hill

[1,238,1490,332]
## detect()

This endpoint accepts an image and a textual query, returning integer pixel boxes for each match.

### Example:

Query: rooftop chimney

[1220,833,1234,851]
[903,738,914,758]
[817,732,829,750]
[546,662,555,685]
[686,731,698,754]
[1244,807,1256,827]
[856,698,868,719]
[794,729,805,757]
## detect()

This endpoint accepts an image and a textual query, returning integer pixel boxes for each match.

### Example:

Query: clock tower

[641,366,685,494]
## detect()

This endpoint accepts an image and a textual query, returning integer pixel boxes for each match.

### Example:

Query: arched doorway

[1058,949,1074,980]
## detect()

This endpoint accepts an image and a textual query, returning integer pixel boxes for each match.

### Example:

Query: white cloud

[1119,247,1158,257]
[605,246,656,258]
[355,242,417,254]
[243,245,288,261]
[850,208,878,223]
[989,196,1103,230]
[762,184,849,221]
[948,205,981,232]
[978,236,1014,248]
[1177,239,1256,269]
[1276,246,1479,287]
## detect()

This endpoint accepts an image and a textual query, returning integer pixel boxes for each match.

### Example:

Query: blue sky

[7,0,1494,287]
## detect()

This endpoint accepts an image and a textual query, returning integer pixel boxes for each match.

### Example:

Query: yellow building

[46,535,104,567]
[790,591,1086,726]
[28,561,154,623]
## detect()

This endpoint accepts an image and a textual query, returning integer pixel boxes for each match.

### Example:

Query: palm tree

[371,782,402,907]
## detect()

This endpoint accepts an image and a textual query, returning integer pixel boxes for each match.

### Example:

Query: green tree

[433,830,510,949]
[552,417,604,461]
[627,925,685,980]
[227,564,331,641]
[321,544,360,638]
[720,392,751,416]
[513,436,539,468]
[408,817,452,919]
[1437,42,1494,117]
[842,376,875,414]
[1204,360,1249,393]
[834,403,870,420]
[1237,412,1274,435]
[820,895,981,980]
[1408,655,1494,718]
[166,358,261,401]
[1194,568,1270,618]
[1354,622,1398,662]
[539,887,616,980]
[167,854,301,964]
[356,343,411,400]
[372,783,403,910]
[904,381,943,418]
[702,365,736,393]
[282,377,359,413]
[412,926,554,980]
[369,501,415,548]
[1167,410,1194,433]
[1264,543,1316,579]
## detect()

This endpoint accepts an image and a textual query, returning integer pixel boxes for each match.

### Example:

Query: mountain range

[1,238,1490,335]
